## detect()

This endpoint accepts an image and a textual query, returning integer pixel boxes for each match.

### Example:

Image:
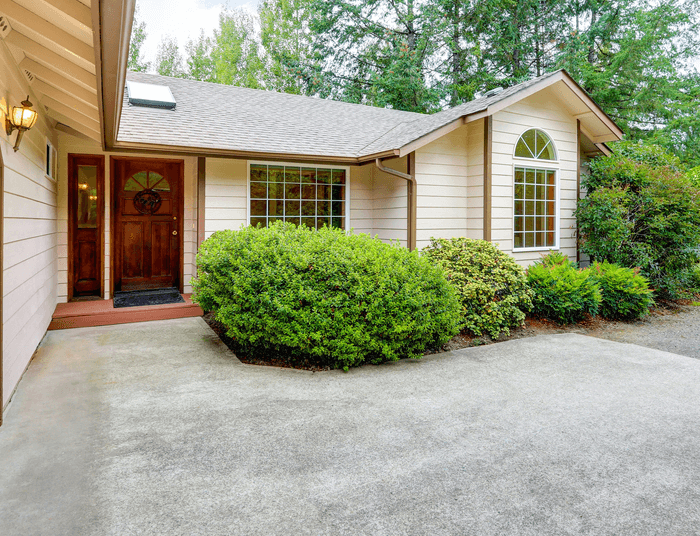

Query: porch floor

[49,294,203,330]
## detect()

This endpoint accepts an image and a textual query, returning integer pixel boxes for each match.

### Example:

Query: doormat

[113,287,185,308]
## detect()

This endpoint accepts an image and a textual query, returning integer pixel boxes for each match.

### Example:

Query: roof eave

[94,0,134,151]
[391,70,624,158]
[110,140,391,164]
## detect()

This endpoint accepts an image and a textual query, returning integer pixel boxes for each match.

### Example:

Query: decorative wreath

[133,189,162,215]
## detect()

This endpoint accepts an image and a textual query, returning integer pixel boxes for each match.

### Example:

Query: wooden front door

[69,154,104,298]
[113,158,183,292]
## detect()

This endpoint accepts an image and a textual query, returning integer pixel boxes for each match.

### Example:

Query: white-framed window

[513,129,559,250]
[247,161,350,230]
[45,139,57,180]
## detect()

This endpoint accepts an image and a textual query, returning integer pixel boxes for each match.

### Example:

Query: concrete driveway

[1,318,699,535]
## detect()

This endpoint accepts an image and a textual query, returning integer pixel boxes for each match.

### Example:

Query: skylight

[126,81,176,109]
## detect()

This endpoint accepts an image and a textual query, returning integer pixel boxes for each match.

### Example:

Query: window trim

[511,162,561,252]
[45,138,57,180]
[246,160,351,230]
[512,127,559,163]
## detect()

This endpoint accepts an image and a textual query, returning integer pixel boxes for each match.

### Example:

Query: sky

[136,0,258,65]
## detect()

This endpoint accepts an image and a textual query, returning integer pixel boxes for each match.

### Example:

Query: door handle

[172,230,178,236]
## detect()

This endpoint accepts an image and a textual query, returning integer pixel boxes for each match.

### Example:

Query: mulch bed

[204,301,695,371]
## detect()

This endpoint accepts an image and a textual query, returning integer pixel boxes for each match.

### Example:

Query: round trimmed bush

[422,237,533,338]
[192,222,461,369]
[526,253,601,324]
[590,261,654,320]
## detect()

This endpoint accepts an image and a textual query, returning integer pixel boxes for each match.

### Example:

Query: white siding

[372,157,409,247]
[55,134,199,299]
[466,119,485,239]
[1,42,59,407]
[414,125,469,249]
[491,90,579,265]
[204,158,247,237]
[349,164,372,236]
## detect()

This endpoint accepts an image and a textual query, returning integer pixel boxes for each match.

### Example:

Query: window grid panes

[513,167,556,249]
[250,164,346,229]
[514,129,556,161]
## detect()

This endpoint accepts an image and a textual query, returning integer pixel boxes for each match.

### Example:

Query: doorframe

[67,154,106,301]
[109,156,185,297]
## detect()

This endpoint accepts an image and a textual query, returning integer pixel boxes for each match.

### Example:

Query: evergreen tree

[146,0,700,164]
[309,0,440,112]
[556,0,700,165]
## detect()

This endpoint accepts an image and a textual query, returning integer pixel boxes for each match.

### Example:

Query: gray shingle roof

[117,70,563,160]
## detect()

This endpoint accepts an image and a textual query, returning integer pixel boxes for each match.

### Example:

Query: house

[0,0,624,416]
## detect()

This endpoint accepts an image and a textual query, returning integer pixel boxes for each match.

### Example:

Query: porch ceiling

[0,0,101,141]
[0,0,134,146]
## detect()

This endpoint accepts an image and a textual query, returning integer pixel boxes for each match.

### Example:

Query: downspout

[376,155,417,251]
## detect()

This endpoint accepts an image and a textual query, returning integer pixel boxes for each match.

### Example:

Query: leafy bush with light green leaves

[526,252,601,324]
[422,237,533,338]
[590,261,654,320]
[690,264,700,292]
[686,166,700,188]
[192,222,461,369]
[576,141,700,298]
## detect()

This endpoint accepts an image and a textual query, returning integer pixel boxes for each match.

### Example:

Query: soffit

[0,0,100,141]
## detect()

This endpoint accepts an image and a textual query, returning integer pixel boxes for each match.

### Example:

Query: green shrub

[422,237,533,338]
[575,141,700,298]
[590,262,654,320]
[192,222,461,369]
[536,251,573,268]
[687,166,700,188]
[690,264,700,292]
[526,254,601,324]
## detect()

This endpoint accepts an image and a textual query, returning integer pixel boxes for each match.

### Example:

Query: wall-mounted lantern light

[4,96,39,152]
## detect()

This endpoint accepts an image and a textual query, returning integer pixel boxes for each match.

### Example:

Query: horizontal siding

[491,89,578,264]
[373,157,408,247]
[204,158,247,239]
[349,164,373,235]
[466,119,484,240]
[414,126,468,249]
[2,39,60,407]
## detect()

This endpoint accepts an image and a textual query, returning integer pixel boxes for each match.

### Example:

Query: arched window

[513,129,558,250]
[124,171,170,192]
[514,128,556,161]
